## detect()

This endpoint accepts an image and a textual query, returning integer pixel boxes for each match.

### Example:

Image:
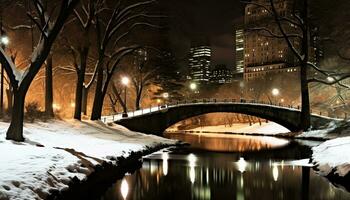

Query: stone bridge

[104,100,338,135]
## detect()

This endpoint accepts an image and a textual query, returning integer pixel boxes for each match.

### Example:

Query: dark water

[102,133,350,200]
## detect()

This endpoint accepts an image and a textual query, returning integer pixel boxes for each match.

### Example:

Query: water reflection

[120,178,129,200]
[162,153,169,176]
[102,134,350,200]
[165,132,289,152]
[236,157,248,173]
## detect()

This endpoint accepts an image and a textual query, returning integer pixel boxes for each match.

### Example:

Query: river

[101,133,350,200]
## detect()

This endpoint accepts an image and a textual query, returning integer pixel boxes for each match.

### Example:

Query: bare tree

[0,0,78,141]
[89,0,160,120]
[61,0,107,120]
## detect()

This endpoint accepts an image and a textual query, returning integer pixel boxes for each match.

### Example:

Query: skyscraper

[235,29,244,73]
[188,43,211,82]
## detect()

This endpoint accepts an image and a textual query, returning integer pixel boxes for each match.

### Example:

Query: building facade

[210,65,233,84]
[188,45,211,82]
[243,0,300,81]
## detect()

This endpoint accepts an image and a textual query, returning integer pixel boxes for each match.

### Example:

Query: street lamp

[1,36,9,46]
[121,76,129,117]
[189,82,197,100]
[272,88,279,96]
[161,92,169,108]
[190,83,197,91]
[272,88,280,104]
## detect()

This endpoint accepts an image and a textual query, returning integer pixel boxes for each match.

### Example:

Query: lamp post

[271,88,280,104]
[121,76,129,117]
[161,92,169,108]
[189,82,197,100]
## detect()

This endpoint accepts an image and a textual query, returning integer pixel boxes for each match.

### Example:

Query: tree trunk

[135,89,141,110]
[300,0,311,130]
[90,67,104,120]
[300,63,311,130]
[6,87,12,114]
[82,87,88,115]
[6,91,25,141]
[45,53,54,118]
[74,48,88,120]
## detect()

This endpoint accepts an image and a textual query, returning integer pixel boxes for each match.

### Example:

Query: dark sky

[157,0,245,69]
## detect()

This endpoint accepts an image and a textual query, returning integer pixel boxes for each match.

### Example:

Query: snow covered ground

[0,120,175,200]
[177,122,290,135]
[312,136,350,177]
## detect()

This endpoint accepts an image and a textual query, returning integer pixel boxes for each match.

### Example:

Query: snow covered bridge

[102,99,337,135]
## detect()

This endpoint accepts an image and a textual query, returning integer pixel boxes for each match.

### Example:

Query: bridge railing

[101,98,345,123]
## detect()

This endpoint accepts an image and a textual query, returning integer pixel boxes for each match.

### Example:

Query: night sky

[157,0,245,69]
[153,0,350,71]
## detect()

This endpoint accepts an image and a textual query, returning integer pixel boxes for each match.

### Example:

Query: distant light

[327,77,335,82]
[157,99,161,103]
[121,76,129,86]
[52,103,60,110]
[272,88,279,96]
[70,102,75,107]
[280,99,285,103]
[163,92,169,99]
[236,157,247,173]
[190,83,197,90]
[120,178,129,200]
[1,36,9,45]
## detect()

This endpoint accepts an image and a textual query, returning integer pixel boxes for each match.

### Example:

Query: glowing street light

[121,76,129,86]
[1,36,9,46]
[272,88,280,96]
[121,76,129,117]
[163,92,169,99]
[190,82,197,91]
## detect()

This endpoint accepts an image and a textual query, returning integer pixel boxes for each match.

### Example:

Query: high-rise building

[235,29,245,73]
[210,64,233,84]
[244,0,300,81]
[188,43,211,82]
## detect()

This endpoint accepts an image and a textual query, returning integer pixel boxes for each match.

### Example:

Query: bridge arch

[115,103,332,135]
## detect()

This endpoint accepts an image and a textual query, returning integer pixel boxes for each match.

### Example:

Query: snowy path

[0,120,175,200]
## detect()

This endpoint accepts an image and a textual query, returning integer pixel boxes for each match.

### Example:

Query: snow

[0,47,24,84]
[181,122,290,135]
[312,136,350,177]
[0,120,175,200]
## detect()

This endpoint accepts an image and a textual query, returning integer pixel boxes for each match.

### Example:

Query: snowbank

[0,120,175,200]
[312,136,350,177]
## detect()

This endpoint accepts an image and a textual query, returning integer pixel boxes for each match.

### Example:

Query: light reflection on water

[102,134,350,200]
[165,132,289,152]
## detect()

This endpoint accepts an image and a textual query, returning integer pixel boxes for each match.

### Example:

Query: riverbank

[0,120,177,200]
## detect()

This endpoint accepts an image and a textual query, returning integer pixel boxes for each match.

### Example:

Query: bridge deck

[101,99,341,124]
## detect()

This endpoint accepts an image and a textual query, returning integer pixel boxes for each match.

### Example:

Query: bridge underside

[115,103,334,136]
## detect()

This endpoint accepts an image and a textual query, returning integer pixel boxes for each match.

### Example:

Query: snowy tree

[0,0,79,141]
